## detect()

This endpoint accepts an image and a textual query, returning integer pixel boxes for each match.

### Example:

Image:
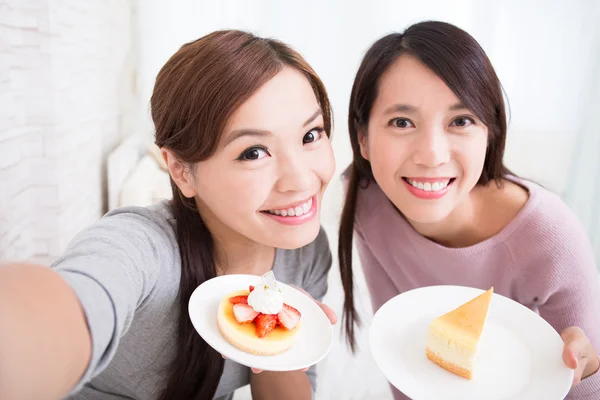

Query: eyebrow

[383,102,469,115]
[303,109,323,127]
[224,108,323,146]
[448,102,469,111]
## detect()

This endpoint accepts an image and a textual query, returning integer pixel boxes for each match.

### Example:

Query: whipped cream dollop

[248,271,283,314]
[248,285,283,314]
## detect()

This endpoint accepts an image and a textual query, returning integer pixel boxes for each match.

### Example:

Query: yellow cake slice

[425,287,493,379]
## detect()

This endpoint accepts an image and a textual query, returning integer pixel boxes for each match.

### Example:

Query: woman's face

[168,67,335,249]
[361,55,488,224]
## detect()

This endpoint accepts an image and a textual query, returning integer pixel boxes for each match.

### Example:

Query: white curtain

[563,11,600,270]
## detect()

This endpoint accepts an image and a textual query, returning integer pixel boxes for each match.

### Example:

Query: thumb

[561,327,587,370]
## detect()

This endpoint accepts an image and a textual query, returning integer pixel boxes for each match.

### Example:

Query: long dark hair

[338,21,511,351]
[152,31,332,399]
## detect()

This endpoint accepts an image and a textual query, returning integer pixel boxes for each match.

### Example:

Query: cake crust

[426,348,472,379]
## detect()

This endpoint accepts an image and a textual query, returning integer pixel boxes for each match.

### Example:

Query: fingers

[562,327,587,368]
[574,357,588,386]
[291,285,338,325]
[561,327,590,386]
[318,302,338,325]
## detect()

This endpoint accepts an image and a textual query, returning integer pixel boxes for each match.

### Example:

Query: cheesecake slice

[425,287,493,379]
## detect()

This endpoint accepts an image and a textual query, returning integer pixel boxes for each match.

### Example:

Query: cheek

[196,171,270,215]
[368,134,406,177]
[454,134,488,184]
[316,143,335,184]
[465,136,488,172]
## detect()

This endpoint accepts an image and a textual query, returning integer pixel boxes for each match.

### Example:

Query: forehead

[373,55,460,112]
[225,67,321,133]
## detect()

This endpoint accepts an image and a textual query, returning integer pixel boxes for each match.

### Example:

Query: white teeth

[266,198,313,217]
[408,179,451,192]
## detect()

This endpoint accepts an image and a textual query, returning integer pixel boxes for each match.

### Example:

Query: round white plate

[369,285,573,400]
[188,274,333,371]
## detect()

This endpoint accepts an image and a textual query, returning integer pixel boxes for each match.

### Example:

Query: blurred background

[1,0,600,398]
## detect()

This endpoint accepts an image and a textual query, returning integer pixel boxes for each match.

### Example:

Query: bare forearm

[250,371,312,400]
[0,263,92,400]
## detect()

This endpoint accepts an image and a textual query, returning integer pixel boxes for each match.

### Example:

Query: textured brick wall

[0,0,137,261]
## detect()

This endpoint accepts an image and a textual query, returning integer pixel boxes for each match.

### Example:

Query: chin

[404,211,450,225]
[393,199,453,226]
[267,222,321,250]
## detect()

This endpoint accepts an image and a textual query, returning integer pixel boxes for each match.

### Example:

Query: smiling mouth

[260,197,314,217]
[402,177,456,192]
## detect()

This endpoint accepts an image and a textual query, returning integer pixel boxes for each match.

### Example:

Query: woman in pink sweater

[338,21,600,399]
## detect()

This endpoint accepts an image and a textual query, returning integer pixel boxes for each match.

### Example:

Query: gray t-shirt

[50,201,331,400]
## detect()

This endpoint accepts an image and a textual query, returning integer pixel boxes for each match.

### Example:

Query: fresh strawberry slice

[232,303,259,323]
[277,304,301,330]
[254,313,278,338]
[229,295,248,305]
[249,285,255,292]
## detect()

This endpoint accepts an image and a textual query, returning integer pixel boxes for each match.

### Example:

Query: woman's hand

[561,326,600,386]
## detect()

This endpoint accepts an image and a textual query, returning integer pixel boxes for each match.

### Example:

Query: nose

[275,152,313,194]
[412,126,451,168]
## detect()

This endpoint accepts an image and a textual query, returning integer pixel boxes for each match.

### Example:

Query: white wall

[0,0,138,261]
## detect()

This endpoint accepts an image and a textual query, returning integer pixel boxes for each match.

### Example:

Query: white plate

[369,285,573,400]
[188,274,333,371]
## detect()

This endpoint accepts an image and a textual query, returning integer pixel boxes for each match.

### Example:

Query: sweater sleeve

[540,243,600,399]
[512,203,600,399]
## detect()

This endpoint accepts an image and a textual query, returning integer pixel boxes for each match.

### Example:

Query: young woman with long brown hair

[0,30,336,400]
[338,21,600,400]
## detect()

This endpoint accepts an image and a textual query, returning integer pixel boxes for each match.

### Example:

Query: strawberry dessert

[217,272,302,356]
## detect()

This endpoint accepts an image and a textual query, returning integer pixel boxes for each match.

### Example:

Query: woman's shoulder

[503,176,592,261]
[509,176,584,234]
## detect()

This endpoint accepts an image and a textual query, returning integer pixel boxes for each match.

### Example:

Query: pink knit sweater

[353,176,600,399]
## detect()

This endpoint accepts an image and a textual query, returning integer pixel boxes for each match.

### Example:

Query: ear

[358,129,369,160]
[161,148,197,198]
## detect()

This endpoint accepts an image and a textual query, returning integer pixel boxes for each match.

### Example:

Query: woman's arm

[0,208,168,400]
[0,263,91,400]
[523,205,600,399]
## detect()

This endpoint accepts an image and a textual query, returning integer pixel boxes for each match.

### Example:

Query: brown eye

[303,132,315,144]
[390,118,414,128]
[303,127,324,144]
[238,147,269,161]
[452,117,475,127]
